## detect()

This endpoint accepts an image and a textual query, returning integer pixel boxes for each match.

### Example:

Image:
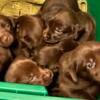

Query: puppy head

[82,51,100,82]
[0,15,14,47]
[60,42,100,83]
[5,58,53,86]
[15,15,44,49]
[43,10,78,44]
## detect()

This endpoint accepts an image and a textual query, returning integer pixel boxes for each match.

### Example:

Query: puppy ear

[65,61,79,83]
[68,69,78,83]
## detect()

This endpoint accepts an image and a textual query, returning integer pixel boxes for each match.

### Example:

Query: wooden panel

[0,0,45,16]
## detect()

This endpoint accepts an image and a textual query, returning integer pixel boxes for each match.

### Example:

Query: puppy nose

[43,69,53,80]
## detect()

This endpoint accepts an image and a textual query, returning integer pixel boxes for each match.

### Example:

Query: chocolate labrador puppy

[14,15,45,57]
[39,0,95,46]
[43,10,95,45]
[5,56,53,86]
[39,0,80,21]
[43,10,79,44]
[39,0,80,44]
[0,15,14,47]
[53,41,100,100]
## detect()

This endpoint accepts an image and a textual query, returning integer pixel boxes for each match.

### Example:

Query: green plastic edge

[0,92,83,100]
[0,0,99,100]
[0,82,48,96]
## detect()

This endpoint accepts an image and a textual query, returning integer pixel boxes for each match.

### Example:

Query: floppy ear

[67,69,78,83]
[65,61,79,83]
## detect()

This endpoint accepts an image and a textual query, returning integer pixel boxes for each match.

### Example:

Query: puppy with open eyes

[14,15,45,58]
[5,56,53,86]
[52,41,100,100]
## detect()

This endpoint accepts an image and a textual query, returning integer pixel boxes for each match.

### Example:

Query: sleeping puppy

[5,56,53,86]
[39,0,80,21]
[39,0,80,44]
[54,41,100,100]
[0,15,14,47]
[43,10,79,44]
[40,0,95,46]
[43,10,95,45]
[14,15,45,57]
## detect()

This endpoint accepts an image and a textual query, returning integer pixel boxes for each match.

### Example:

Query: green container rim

[0,82,48,96]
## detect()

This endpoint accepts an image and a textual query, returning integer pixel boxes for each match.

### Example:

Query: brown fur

[5,56,53,86]
[39,0,95,45]
[0,47,12,72]
[39,0,80,21]
[43,10,79,44]
[14,15,45,57]
[74,12,96,42]
[43,10,95,45]
[53,41,100,100]
[0,15,14,47]
[34,34,78,72]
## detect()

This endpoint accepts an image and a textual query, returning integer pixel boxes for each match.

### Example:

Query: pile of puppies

[0,0,100,100]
